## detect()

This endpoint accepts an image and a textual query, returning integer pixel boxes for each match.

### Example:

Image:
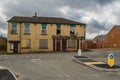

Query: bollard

[78,49,82,56]
[108,53,114,67]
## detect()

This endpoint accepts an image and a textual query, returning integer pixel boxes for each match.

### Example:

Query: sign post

[108,53,114,67]
[78,49,82,56]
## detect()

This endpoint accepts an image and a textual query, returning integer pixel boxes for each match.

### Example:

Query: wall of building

[7,22,86,53]
[107,27,120,48]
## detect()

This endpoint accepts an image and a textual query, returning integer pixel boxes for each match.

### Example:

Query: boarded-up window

[26,39,31,48]
[10,43,13,50]
[39,39,48,48]
[22,39,31,48]
[68,39,76,48]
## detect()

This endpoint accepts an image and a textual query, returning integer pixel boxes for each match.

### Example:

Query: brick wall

[107,26,120,48]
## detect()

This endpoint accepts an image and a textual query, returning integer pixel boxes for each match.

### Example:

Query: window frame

[11,22,17,34]
[41,24,47,35]
[26,39,31,48]
[39,39,48,49]
[70,24,75,34]
[21,39,31,49]
[10,43,13,50]
[56,24,61,34]
[68,38,76,48]
[24,23,30,34]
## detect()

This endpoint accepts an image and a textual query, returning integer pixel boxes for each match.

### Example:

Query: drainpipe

[19,22,22,53]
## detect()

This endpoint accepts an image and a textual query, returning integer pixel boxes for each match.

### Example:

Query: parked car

[0,66,29,80]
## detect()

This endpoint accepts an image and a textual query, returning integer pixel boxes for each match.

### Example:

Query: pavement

[0,50,120,80]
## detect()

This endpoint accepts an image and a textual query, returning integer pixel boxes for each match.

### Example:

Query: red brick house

[93,35,107,48]
[107,25,120,48]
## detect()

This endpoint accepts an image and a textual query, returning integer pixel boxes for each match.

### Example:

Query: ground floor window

[21,39,31,48]
[68,39,76,48]
[39,39,48,49]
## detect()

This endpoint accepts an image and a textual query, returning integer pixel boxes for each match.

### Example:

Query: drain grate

[93,64,120,69]
[74,56,88,58]
[78,59,97,62]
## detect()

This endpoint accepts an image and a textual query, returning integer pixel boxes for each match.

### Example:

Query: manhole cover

[93,64,120,69]
[78,59,97,62]
[74,56,88,58]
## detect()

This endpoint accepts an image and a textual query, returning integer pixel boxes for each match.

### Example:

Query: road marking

[84,62,105,65]
[31,59,41,62]
[31,59,42,65]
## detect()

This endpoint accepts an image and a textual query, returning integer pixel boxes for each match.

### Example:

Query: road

[0,50,120,80]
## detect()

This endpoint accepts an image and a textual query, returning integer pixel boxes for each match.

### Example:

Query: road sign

[108,53,114,67]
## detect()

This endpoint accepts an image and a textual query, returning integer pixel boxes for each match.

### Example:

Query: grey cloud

[97,0,114,5]
[0,0,119,38]
[86,18,106,33]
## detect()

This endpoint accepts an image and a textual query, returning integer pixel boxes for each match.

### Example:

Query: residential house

[7,15,86,53]
[93,35,107,48]
[107,25,120,48]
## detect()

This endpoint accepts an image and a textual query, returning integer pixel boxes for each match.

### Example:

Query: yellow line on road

[84,62,105,65]
[0,66,5,69]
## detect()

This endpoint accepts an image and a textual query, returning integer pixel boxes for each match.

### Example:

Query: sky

[0,0,120,39]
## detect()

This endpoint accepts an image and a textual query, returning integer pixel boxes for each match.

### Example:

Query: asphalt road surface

[0,50,120,80]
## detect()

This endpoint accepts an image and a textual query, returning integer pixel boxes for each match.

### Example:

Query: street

[0,50,120,80]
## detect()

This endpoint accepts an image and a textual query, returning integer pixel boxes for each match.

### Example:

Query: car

[0,66,29,80]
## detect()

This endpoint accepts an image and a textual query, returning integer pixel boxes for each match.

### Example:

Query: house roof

[8,16,86,25]
[94,35,106,40]
[114,25,120,29]
[107,25,120,35]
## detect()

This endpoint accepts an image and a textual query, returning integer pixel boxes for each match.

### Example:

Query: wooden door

[62,39,66,51]
[13,43,18,54]
[56,39,60,51]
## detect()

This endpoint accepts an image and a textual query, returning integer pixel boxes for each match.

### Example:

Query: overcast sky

[0,0,120,39]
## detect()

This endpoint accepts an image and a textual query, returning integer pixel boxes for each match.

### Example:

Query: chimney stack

[33,12,37,17]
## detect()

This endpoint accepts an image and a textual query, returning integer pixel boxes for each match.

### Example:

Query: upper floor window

[56,24,61,34]
[24,23,30,34]
[70,24,75,34]
[41,24,47,34]
[11,22,17,34]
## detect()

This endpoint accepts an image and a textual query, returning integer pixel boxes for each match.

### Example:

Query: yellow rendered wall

[7,22,86,53]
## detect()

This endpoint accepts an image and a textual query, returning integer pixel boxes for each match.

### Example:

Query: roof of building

[93,35,106,40]
[85,39,93,42]
[107,25,120,35]
[114,25,120,29]
[8,16,86,25]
